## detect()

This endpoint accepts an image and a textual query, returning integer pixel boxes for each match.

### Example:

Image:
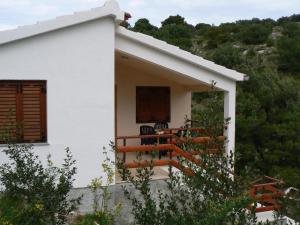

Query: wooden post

[169,145,173,175]
[122,138,126,180]
[157,135,160,159]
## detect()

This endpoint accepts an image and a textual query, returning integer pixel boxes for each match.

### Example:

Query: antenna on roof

[125,12,132,21]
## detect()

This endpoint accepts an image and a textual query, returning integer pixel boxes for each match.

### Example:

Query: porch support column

[223,84,236,161]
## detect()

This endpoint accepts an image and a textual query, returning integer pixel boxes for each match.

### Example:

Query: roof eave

[116,27,247,82]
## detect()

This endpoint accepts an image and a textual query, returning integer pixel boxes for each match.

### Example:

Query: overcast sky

[0,0,299,31]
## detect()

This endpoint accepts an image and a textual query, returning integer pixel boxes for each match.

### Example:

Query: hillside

[123,14,300,188]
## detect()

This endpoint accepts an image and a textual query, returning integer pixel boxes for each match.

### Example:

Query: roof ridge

[0,1,125,46]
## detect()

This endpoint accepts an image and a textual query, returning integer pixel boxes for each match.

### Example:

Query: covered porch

[114,27,245,182]
[115,50,232,182]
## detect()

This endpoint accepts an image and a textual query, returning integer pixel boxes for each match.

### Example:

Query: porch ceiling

[116,51,214,92]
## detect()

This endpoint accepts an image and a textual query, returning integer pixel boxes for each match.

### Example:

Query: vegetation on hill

[125,14,300,188]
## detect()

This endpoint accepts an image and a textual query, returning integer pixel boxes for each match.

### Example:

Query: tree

[156,15,194,51]
[161,15,186,26]
[156,24,193,50]
[132,18,158,36]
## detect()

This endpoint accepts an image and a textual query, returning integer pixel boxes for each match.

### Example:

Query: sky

[0,0,299,31]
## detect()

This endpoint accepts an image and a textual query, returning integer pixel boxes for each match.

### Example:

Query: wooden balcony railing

[115,128,284,213]
[116,127,223,179]
[248,176,284,213]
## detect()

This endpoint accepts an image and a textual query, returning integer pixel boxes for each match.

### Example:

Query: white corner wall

[115,63,191,146]
[0,18,116,187]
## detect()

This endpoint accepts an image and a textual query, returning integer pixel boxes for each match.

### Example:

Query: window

[0,81,47,143]
[136,86,170,123]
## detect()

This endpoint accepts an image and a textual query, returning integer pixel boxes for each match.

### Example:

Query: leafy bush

[212,44,243,69]
[117,150,259,224]
[239,24,272,44]
[71,211,113,225]
[204,26,234,49]
[195,23,211,35]
[277,23,300,73]
[0,144,81,225]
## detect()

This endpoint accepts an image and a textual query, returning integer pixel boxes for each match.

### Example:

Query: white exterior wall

[0,18,116,187]
[115,63,191,146]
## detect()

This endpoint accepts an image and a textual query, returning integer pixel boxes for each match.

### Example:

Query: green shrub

[212,44,243,69]
[266,37,274,47]
[195,23,211,35]
[0,144,81,225]
[72,211,113,225]
[204,26,234,49]
[239,24,272,44]
[277,23,300,73]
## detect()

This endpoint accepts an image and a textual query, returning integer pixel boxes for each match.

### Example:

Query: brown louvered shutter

[22,81,47,142]
[0,82,18,142]
[0,81,47,143]
[136,86,170,123]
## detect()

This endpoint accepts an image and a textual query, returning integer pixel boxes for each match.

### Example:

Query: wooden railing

[116,127,223,179]
[249,176,284,213]
[115,128,284,213]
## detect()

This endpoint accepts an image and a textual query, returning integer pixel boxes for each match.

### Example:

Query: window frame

[0,80,47,143]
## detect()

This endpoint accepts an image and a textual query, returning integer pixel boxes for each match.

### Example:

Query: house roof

[0,0,125,46]
[0,0,246,82]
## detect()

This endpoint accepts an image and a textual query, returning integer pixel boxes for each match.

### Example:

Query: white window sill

[0,142,50,147]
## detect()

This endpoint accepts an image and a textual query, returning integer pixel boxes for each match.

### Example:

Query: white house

[0,0,246,187]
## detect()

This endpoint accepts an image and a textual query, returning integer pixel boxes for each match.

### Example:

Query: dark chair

[154,122,169,130]
[140,125,156,146]
[175,126,188,138]
[154,122,169,143]
[154,122,169,158]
